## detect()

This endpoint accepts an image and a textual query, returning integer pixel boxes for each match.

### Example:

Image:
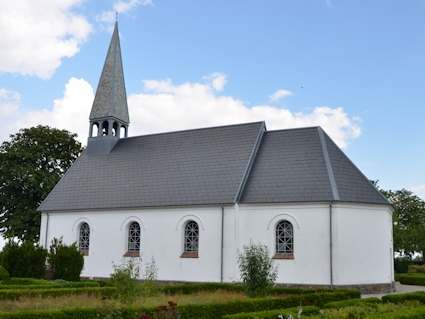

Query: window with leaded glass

[275,221,294,259]
[181,221,199,258]
[125,222,140,257]
[79,223,90,256]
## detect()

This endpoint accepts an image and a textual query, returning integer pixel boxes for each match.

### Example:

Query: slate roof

[90,21,129,124]
[240,127,389,205]
[38,123,390,212]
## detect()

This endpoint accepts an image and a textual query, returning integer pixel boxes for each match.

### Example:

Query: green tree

[372,181,425,259]
[237,240,278,298]
[48,237,84,281]
[0,126,83,242]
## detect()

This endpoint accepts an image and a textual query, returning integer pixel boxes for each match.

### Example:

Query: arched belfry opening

[86,21,130,155]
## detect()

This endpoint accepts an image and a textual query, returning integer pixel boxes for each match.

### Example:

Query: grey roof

[89,21,129,124]
[240,127,389,205]
[38,122,264,211]
[39,123,390,212]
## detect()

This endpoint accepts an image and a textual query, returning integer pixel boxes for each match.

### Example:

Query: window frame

[124,221,141,257]
[274,220,294,259]
[79,222,90,256]
[180,220,199,258]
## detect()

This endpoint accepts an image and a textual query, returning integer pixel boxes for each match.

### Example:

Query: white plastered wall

[331,202,394,285]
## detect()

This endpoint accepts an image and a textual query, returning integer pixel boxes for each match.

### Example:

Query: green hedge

[382,291,425,304]
[0,290,359,319]
[1,278,57,286]
[222,305,320,319]
[323,297,381,309]
[0,282,100,290]
[0,287,117,300]
[363,305,425,319]
[158,282,338,296]
[396,274,425,286]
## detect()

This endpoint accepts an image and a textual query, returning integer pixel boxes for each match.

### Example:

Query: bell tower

[87,21,130,155]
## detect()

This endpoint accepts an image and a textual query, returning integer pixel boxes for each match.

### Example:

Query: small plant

[141,301,179,319]
[48,237,84,281]
[96,296,123,319]
[110,257,143,304]
[237,239,278,298]
[142,256,159,297]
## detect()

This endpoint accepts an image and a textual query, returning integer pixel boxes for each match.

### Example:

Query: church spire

[87,21,129,155]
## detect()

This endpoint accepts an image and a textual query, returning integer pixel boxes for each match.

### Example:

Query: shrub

[0,266,9,281]
[323,297,381,309]
[0,240,47,278]
[408,264,425,273]
[142,256,160,297]
[110,257,143,304]
[237,240,278,298]
[396,273,425,286]
[48,237,84,281]
[394,257,411,273]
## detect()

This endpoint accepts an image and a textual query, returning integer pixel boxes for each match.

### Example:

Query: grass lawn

[0,289,263,312]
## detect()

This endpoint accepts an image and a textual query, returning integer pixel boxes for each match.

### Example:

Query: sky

[0,0,424,201]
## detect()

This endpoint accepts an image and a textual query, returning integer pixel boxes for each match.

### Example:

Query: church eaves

[90,21,129,124]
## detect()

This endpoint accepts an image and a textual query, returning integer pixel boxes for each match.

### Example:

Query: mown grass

[0,289,252,312]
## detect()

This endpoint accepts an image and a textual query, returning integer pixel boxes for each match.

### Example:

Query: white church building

[38,22,394,293]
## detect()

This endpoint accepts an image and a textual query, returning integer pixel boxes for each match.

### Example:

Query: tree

[48,237,84,281]
[0,126,83,242]
[373,181,425,259]
[237,240,278,298]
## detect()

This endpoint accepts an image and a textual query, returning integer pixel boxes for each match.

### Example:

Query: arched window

[125,222,140,257]
[181,221,199,258]
[79,223,90,256]
[275,221,294,259]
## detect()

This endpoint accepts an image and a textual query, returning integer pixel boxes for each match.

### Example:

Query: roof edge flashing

[234,121,266,203]
[318,127,340,201]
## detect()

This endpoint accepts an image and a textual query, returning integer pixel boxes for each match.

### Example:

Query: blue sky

[0,0,424,200]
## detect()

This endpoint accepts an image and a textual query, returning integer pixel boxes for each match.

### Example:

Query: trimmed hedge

[382,291,425,304]
[0,282,100,290]
[158,282,337,296]
[396,273,425,286]
[0,290,359,319]
[323,297,381,309]
[364,305,425,319]
[1,278,57,286]
[222,305,320,319]
[0,287,117,300]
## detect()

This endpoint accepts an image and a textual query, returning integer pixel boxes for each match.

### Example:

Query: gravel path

[361,282,425,299]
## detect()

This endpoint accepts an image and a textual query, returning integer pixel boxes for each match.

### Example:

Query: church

[38,22,394,293]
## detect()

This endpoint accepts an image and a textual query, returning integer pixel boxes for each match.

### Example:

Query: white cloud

[0,89,21,119]
[203,73,227,92]
[409,185,425,201]
[129,74,360,148]
[99,0,153,24]
[0,74,361,149]
[0,1,92,79]
[0,78,93,145]
[269,89,293,102]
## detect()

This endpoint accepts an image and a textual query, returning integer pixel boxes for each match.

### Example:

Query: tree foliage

[372,181,425,259]
[0,125,83,242]
[48,237,84,281]
[0,239,47,278]
[237,240,278,298]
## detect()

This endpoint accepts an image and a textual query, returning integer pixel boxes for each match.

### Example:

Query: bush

[222,306,320,319]
[396,273,425,286]
[0,266,9,281]
[0,240,47,278]
[142,256,160,297]
[48,237,84,281]
[323,297,381,309]
[110,257,143,304]
[408,264,425,273]
[394,257,412,274]
[237,240,278,298]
